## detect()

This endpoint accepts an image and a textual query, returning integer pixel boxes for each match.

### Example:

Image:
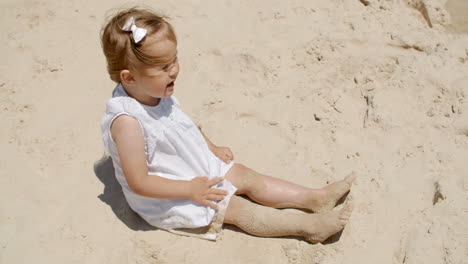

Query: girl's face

[126,34,179,106]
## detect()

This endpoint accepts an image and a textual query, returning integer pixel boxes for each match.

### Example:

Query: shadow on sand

[93,155,156,231]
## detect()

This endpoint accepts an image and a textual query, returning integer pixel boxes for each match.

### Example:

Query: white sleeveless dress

[100,84,237,240]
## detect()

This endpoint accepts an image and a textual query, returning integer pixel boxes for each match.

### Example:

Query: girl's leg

[225,164,356,213]
[223,196,352,243]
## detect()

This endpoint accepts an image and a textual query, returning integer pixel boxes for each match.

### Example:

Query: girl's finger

[204,201,218,210]
[211,189,228,195]
[208,177,224,186]
[207,194,225,201]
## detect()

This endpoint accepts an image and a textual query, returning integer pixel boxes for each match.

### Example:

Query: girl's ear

[120,70,136,85]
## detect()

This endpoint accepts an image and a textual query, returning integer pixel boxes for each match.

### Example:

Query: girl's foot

[306,172,356,213]
[304,203,353,243]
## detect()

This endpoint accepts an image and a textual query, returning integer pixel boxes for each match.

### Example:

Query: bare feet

[304,203,353,243]
[306,172,356,213]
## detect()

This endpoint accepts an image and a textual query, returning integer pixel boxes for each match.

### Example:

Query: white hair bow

[122,17,147,43]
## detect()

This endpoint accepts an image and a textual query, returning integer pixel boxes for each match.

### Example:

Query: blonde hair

[100,7,177,82]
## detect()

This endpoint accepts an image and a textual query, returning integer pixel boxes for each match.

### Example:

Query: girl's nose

[169,63,179,78]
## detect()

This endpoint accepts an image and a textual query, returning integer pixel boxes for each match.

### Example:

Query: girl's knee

[225,163,256,194]
[223,195,252,225]
[223,195,241,224]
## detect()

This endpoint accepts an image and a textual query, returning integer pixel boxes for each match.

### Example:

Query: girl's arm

[198,125,217,151]
[198,125,234,163]
[111,115,227,209]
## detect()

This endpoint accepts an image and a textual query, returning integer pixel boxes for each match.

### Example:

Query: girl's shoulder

[103,94,182,124]
[105,96,146,116]
[101,96,152,137]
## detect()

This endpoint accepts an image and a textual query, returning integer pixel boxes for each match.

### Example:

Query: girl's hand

[189,176,228,209]
[211,146,234,164]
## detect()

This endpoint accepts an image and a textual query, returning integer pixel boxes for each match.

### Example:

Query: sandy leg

[225,164,356,212]
[224,196,353,243]
[302,172,356,213]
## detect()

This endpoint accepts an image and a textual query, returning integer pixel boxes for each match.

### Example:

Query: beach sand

[1,0,467,263]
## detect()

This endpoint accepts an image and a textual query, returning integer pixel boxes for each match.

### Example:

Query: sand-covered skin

[225,196,353,243]
[305,172,356,213]
[1,0,467,263]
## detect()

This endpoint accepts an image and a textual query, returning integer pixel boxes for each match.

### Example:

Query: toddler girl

[100,7,355,242]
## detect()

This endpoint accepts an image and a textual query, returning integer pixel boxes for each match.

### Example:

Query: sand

[1,0,467,263]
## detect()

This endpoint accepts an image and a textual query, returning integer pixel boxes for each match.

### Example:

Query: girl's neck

[121,84,161,107]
